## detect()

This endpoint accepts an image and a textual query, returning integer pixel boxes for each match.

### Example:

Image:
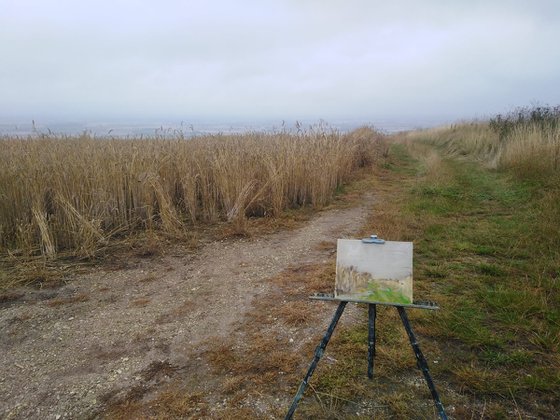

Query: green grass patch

[479,348,534,367]
[475,263,505,277]
[308,142,560,418]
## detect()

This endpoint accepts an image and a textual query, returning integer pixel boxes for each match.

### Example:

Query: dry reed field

[0,127,381,261]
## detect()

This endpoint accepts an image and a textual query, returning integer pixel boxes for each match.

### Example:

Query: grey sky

[1,0,559,122]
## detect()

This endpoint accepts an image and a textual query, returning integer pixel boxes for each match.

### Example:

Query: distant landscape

[0,116,452,138]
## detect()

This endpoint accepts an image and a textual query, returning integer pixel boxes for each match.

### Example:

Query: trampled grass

[0,127,382,266]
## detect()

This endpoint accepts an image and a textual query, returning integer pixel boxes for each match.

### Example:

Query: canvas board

[335,239,413,304]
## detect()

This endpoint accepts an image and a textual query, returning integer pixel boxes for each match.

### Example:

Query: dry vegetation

[404,105,560,177]
[0,127,382,264]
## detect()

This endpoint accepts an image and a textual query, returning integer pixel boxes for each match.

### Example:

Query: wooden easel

[285,295,448,420]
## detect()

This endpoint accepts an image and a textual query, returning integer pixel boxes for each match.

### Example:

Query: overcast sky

[1,0,559,123]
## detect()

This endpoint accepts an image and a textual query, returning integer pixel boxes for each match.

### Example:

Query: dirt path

[0,195,374,419]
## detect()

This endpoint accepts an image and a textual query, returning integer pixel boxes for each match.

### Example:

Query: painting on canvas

[335,239,413,304]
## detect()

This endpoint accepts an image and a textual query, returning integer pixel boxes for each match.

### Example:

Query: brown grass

[129,298,151,307]
[500,123,560,176]
[105,386,209,420]
[0,128,383,263]
[47,292,89,307]
[404,119,560,177]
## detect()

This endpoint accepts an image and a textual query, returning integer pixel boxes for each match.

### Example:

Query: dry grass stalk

[0,128,383,258]
[31,206,56,258]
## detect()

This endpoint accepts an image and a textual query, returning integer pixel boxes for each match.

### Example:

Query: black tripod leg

[285,301,347,420]
[367,304,376,379]
[397,306,448,420]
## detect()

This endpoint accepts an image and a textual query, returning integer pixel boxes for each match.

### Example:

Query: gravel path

[1,195,374,419]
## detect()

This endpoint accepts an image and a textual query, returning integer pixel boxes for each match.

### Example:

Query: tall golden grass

[404,119,560,176]
[499,123,560,176]
[0,127,382,258]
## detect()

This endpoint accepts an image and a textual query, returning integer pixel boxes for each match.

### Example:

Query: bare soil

[0,195,374,419]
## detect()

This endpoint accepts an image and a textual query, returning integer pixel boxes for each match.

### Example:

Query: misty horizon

[0,114,460,137]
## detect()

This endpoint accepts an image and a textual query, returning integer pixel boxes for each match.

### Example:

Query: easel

[285,295,448,420]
